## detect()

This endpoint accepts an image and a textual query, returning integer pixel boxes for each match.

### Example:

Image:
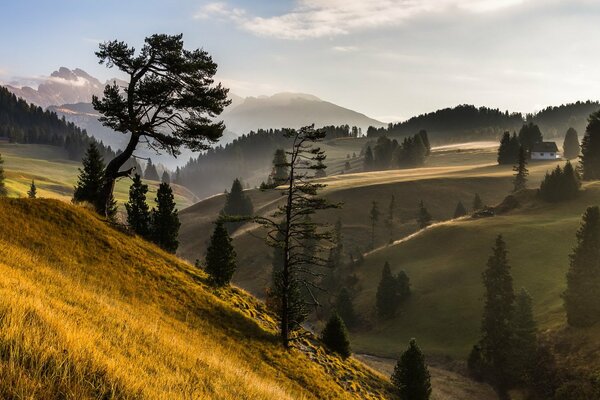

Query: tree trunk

[281,146,296,348]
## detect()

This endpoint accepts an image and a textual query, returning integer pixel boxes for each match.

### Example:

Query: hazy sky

[1,0,600,121]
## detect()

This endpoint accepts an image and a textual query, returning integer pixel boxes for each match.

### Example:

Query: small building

[531,142,560,160]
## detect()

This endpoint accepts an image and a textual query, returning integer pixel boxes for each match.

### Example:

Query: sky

[1,0,600,122]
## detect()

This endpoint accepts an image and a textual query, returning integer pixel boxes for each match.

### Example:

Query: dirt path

[355,354,497,400]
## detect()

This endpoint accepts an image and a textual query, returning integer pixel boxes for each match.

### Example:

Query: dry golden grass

[0,198,395,399]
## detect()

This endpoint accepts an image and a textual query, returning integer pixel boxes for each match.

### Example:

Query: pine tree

[563,127,580,160]
[454,201,467,218]
[497,132,512,164]
[480,235,515,397]
[513,146,528,192]
[27,180,37,199]
[161,170,170,184]
[417,200,432,229]
[375,262,411,319]
[222,178,253,218]
[73,143,105,210]
[321,313,351,359]
[125,174,151,237]
[580,110,600,180]
[364,145,374,171]
[385,194,396,243]
[391,339,432,400]
[271,149,289,185]
[539,162,580,202]
[512,288,537,385]
[335,287,356,328]
[473,193,483,211]
[144,159,160,181]
[418,129,431,156]
[0,153,5,197]
[564,206,600,327]
[518,122,543,155]
[369,201,380,249]
[151,182,180,253]
[205,219,237,286]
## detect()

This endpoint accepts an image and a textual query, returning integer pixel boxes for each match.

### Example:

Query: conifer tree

[497,132,512,165]
[580,110,600,180]
[222,178,253,218]
[512,288,537,384]
[271,149,289,185]
[454,201,467,218]
[391,339,432,400]
[564,206,600,327]
[321,313,351,359]
[473,193,483,211]
[161,170,170,184]
[376,262,410,319]
[417,200,432,229]
[539,162,580,202]
[0,153,5,197]
[151,182,180,253]
[418,129,431,156]
[364,145,374,171]
[369,201,380,249]
[73,142,105,210]
[513,146,528,192]
[205,219,237,286]
[125,174,151,237]
[480,235,515,398]
[27,180,37,199]
[518,122,543,155]
[563,127,580,160]
[335,287,356,328]
[385,194,396,243]
[144,159,160,181]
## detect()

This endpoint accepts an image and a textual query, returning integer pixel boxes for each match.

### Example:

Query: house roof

[532,142,559,153]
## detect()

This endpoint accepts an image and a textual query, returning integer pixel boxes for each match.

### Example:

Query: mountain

[222,92,385,134]
[0,197,395,399]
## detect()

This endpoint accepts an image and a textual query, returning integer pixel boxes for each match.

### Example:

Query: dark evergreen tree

[580,110,600,180]
[144,159,160,181]
[222,178,253,231]
[564,206,600,327]
[497,132,520,164]
[0,153,6,196]
[364,145,374,171]
[513,146,529,192]
[161,170,170,184]
[528,345,560,400]
[151,182,180,253]
[321,313,351,359]
[467,345,486,382]
[376,262,410,319]
[473,193,483,211]
[73,143,105,211]
[271,148,289,185]
[335,287,356,328]
[518,122,543,155]
[512,288,537,385]
[344,160,351,171]
[454,201,467,218]
[27,180,37,199]
[417,200,432,229]
[391,339,432,400]
[418,129,431,156]
[205,219,237,286]
[563,127,580,160]
[385,194,396,243]
[539,162,580,202]
[125,174,151,237]
[369,201,380,249]
[480,235,515,398]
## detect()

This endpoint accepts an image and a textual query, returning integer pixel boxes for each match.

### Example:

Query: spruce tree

[563,127,580,160]
[454,201,467,218]
[321,313,351,359]
[417,200,432,229]
[369,201,380,249]
[564,206,600,327]
[512,288,537,385]
[335,287,356,328]
[518,122,543,155]
[385,194,396,243]
[497,132,512,164]
[418,129,431,156]
[205,219,237,286]
[271,149,289,185]
[28,180,37,199]
[125,174,151,237]
[473,193,483,211]
[144,159,160,181]
[375,262,411,319]
[391,339,432,400]
[151,182,180,253]
[480,235,515,397]
[580,110,600,180]
[73,142,105,210]
[222,178,253,227]
[0,153,5,197]
[513,145,528,192]
[364,145,374,171]
[161,170,170,184]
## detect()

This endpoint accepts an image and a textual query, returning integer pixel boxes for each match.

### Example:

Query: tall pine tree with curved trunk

[151,182,180,253]
[92,34,230,216]
[564,206,600,327]
[391,339,432,400]
[580,110,600,180]
[480,235,515,399]
[205,219,237,287]
[0,153,6,197]
[125,174,151,237]
[513,145,528,192]
[563,127,580,160]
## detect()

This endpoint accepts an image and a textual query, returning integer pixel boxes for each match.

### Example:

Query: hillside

[0,198,396,399]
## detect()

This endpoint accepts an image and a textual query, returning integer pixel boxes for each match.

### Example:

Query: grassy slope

[0,143,196,209]
[0,198,395,399]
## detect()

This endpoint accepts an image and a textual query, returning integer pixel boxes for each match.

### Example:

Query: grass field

[0,143,197,210]
[0,198,396,399]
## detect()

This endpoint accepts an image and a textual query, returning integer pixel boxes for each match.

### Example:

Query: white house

[531,142,561,160]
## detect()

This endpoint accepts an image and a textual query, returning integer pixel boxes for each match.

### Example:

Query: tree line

[364,130,431,172]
